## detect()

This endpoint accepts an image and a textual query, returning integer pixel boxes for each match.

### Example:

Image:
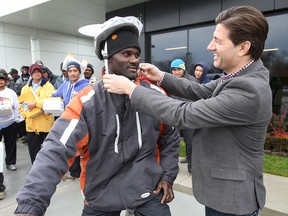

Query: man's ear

[239,41,251,56]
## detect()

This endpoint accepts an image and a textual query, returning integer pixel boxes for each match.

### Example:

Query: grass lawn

[179,139,288,177]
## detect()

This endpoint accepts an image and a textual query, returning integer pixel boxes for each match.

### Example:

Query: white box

[43,98,64,117]
[0,102,13,116]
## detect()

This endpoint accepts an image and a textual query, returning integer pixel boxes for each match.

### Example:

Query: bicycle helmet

[94,16,143,61]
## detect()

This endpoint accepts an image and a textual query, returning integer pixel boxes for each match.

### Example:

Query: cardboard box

[18,91,43,118]
[43,97,64,116]
[24,108,43,118]
[18,91,37,103]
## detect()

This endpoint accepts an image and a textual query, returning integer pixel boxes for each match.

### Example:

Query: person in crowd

[15,65,30,143]
[83,63,97,84]
[52,60,89,181]
[0,72,22,171]
[8,68,20,92]
[41,65,59,86]
[15,65,30,96]
[7,68,25,141]
[170,59,196,81]
[54,62,69,90]
[103,6,272,216]
[52,61,89,107]
[0,172,6,200]
[35,60,44,66]
[19,64,54,164]
[15,16,179,216]
[193,62,211,84]
[0,69,11,87]
[169,59,197,174]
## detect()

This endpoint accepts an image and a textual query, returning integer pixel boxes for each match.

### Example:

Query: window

[263,14,288,114]
[151,30,187,72]
[148,13,288,113]
[188,26,222,80]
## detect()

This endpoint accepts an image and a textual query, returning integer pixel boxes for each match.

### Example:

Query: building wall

[0,22,103,78]
[107,0,288,62]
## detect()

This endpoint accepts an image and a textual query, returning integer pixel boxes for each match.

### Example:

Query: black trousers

[0,122,18,165]
[18,120,27,137]
[0,172,5,192]
[82,193,171,216]
[181,129,193,172]
[27,132,48,164]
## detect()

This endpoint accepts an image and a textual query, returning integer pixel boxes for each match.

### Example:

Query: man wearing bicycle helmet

[15,16,179,216]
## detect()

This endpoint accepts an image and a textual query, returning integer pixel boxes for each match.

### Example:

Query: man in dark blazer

[104,5,272,216]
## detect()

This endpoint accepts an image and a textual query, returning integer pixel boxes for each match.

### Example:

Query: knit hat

[0,72,7,80]
[170,59,186,72]
[87,63,94,74]
[67,61,81,73]
[9,68,18,75]
[104,30,140,58]
[29,63,42,76]
[21,65,29,71]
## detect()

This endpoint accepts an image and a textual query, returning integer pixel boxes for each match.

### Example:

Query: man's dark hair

[215,5,269,60]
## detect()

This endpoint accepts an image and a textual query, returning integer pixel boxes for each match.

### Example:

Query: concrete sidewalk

[173,158,288,216]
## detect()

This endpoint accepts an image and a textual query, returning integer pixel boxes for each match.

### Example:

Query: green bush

[265,133,288,153]
[265,109,288,153]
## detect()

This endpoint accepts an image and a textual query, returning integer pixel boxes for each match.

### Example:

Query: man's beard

[127,72,137,81]
[113,69,138,81]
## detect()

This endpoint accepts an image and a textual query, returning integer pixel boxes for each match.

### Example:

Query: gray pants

[82,193,171,216]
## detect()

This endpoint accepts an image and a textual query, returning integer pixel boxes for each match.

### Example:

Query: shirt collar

[220,59,255,82]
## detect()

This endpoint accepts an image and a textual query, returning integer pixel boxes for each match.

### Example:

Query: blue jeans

[82,193,171,216]
[205,207,259,216]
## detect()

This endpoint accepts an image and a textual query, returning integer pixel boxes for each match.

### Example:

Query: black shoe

[18,136,28,144]
[180,158,188,163]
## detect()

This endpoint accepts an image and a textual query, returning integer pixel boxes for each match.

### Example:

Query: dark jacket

[15,75,30,96]
[53,75,69,90]
[129,59,272,215]
[182,71,198,82]
[15,79,179,215]
[42,66,59,86]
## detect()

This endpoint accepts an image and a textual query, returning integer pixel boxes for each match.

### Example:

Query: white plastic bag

[62,54,87,73]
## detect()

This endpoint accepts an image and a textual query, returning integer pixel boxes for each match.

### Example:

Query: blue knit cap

[170,59,186,72]
[67,61,81,73]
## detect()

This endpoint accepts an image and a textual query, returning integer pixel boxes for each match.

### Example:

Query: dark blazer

[130,59,272,214]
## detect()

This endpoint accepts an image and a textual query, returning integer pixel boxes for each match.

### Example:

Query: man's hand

[103,74,136,96]
[153,180,174,204]
[27,101,36,110]
[138,63,164,83]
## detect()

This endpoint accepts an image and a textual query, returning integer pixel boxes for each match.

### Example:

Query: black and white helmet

[94,16,143,60]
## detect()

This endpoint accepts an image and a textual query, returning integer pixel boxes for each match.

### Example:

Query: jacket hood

[42,66,54,78]
[193,62,210,83]
[70,77,88,87]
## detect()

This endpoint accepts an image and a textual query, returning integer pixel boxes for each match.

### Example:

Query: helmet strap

[101,41,109,75]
